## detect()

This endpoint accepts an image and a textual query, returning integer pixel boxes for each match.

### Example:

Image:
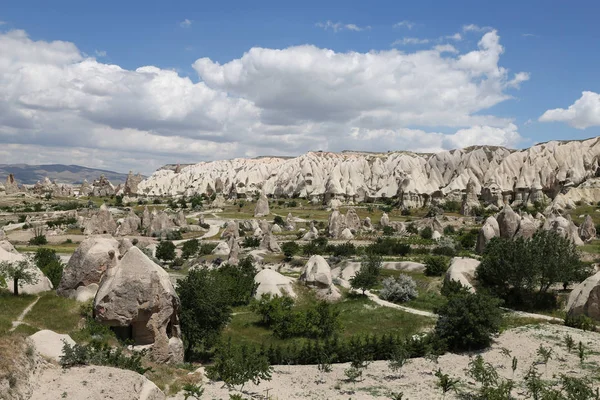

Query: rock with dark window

[94,246,183,363]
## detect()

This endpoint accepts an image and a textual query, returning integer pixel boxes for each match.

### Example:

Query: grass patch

[11,323,39,336]
[0,290,37,335]
[23,292,82,335]
[16,243,79,254]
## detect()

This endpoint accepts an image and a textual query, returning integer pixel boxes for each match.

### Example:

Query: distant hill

[0,164,131,185]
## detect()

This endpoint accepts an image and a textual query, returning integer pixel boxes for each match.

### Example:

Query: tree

[424,256,449,277]
[176,268,232,358]
[477,230,588,309]
[156,240,176,262]
[273,215,284,226]
[281,241,300,260]
[216,257,258,307]
[434,290,503,352]
[29,226,48,246]
[0,260,39,296]
[34,248,64,288]
[182,239,200,259]
[206,338,272,391]
[350,254,382,295]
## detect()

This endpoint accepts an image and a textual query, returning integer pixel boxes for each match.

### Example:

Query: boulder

[174,210,187,227]
[328,210,343,238]
[149,210,175,236]
[212,241,231,256]
[254,193,270,217]
[302,223,319,240]
[123,171,143,196]
[460,179,481,216]
[328,199,342,210]
[345,209,361,232]
[300,255,333,288]
[476,216,500,253]
[566,271,600,321]
[142,206,152,230]
[285,213,296,231]
[271,224,282,234]
[432,230,442,240]
[515,214,538,239]
[497,205,521,239]
[363,217,373,230]
[259,232,281,253]
[84,204,117,235]
[254,269,296,299]
[579,215,596,243]
[339,228,354,240]
[116,209,141,236]
[380,212,390,227]
[227,237,240,266]
[57,236,120,300]
[94,247,183,363]
[221,221,239,240]
[444,257,480,293]
[28,330,76,362]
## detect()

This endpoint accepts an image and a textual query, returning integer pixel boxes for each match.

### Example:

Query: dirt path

[9,296,39,332]
[365,291,437,318]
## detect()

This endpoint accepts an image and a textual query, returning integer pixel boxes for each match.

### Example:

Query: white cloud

[179,19,192,28]
[394,20,415,30]
[463,24,491,33]
[522,33,538,37]
[445,33,462,41]
[539,91,600,129]
[0,21,6,26]
[316,20,370,32]
[95,49,107,57]
[0,28,528,173]
[392,37,430,46]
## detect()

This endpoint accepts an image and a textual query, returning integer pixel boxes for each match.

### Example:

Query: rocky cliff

[138,138,600,209]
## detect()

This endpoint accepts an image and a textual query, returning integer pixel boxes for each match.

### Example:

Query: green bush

[424,256,449,277]
[564,314,596,331]
[365,237,410,256]
[350,254,382,295]
[431,246,456,257]
[156,240,176,261]
[182,239,200,259]
[281,241,300,260]
[60,341,150,375]
[273,215,285,226]
[382,225,396,236]
[443,225,455,235]
[420,227,433,240]
[434,290,503,352]
[242,236,261,248]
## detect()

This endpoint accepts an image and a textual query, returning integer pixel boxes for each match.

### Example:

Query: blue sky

[0,0,599,173]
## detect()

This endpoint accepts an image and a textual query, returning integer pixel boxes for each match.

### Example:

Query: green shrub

[273,215,285,226]
[281,241,300,260]
[382,225,396,236]
[431,246,456,257]
[564,314,596,331]
[181,239,200,259]
[443,225,455,235]
[60,341,150,374]
[350,254,382,295]
[419,227,433,240]
[156,240,176,261]
[379,275,418,303]
[242,236,261,248]
[424,256,449,277]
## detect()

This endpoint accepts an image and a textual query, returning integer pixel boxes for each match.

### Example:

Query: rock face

[254,193,270,217]
[260,232,281,253]
[567,271,600,320]
[221,220,239,240]
[212,241,231,256]
[84,204,117,235]
[227,237,240,265]
[300,255,333,288]
[476,216,500,253]
[140,140,600,208]
[94,247,183,363]
[57,236,120,299]
[91,175,115,197]
[116,210,141,236]
[444,257,480,292]
[124,171,143,195]
[345,208,361,232]
[544,215,584,245]
[339,228,354,240]
[328,210,343,238]
[4,174,19,195]
[460,179,481,216]
[79,179,92,196]
[254,269,296,299]
[380,213,390,227]
[285,213,296,231]
[579,215,596,243]
[497,205,521,239]
[32,177,73,197]
[28,330,76,362]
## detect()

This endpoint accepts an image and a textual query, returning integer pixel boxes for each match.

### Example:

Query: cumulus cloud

[0,28,528,173]
[179,19,192,28]
[463,24,491,33]
[316,20,370,32]
[445,33,462,41]
[539,91,600,129]
[94,49,107,57]
[392,37,430,46]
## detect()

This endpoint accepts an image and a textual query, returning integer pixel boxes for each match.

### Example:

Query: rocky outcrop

[84,204,117,235]
[79,179,92,196]
[254,193,270,217]
[340,228,354,240]
[221,221,239,240]
[285,213,296,231]
[444,257,480,292]
[543,215,584,246]
[363,217,373,230]
[123,171,143,195]
[579,215,596,243]
[254,269,296,299]
[460,179,481,216]
[380,213,390,227]
[345,208,361,232]
[300,255,341,301]
[28,330,76,362]
[140,140,600,207]
[497,205,520,239]
[212,241,231,256]
[328,210,343,238]
[94,247,183,363]
[148,210,175,237]
[91,175,115,197]
[260,232,281,253]
[302,222,319,240]
[32,177,73,197]
[227,237,240,265]
[57,236,120,300]
[476,216,500,253]
[566,271,600,321]
[4,174,19,195]
[116,209,141,236]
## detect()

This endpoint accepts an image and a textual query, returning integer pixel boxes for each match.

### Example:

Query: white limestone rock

[444,257,480,293]
[254,269,296,299]
[28,330,76,362]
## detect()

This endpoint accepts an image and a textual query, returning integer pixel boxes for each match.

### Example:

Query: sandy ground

[167,324,600,400]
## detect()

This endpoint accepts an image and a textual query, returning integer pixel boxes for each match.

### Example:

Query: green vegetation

[351,254,383,295]
[424,256,449,277]
[156,240,176,261]
[0,260,39,296]
[181,238,200,259]
[34,248,64,288]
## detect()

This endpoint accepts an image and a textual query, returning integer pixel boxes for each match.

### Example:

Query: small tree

[424,256,449,277]
[182,239,200,259]
[350,254,382,295]
[434,290,503,352]
[34,248,63,287]
[0,260,39,296]
[156,240,176,262]
[281,241,300,260]
[206,339,272,392]
[273,215,285,226]
[177,268,232,358]
[420,226,433,240]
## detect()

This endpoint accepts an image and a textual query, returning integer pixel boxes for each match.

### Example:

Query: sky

[1,0,599,174]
